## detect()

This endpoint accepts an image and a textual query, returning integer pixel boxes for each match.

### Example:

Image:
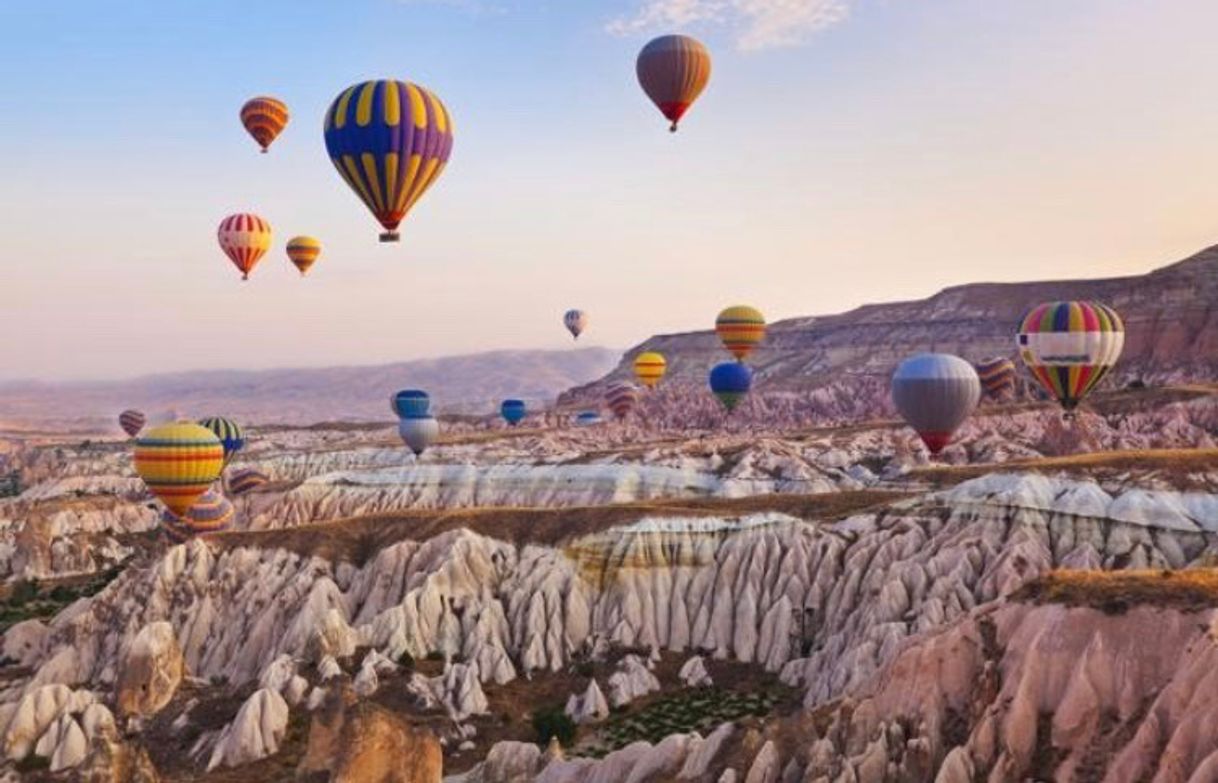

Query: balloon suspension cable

[380,231,400,243]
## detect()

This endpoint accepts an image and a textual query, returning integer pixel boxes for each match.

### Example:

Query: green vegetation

[532,707,577,747]
[0,565,124,634]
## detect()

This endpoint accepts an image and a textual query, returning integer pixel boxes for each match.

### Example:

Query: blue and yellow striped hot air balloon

[161,487,236,542]
[324,79,454,243]
[1017,301,1125,413]
[133,422,225,518]
[198,417,245,466]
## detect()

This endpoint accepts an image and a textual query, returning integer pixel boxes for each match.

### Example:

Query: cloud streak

[607,0,852,51]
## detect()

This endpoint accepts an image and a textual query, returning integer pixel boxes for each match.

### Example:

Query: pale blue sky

[3,1,1218,380]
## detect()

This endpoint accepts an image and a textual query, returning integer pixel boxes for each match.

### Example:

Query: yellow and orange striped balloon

[633,351,667,388]
[240,96,289,153]
[715,305,766,362]
[286,236,322,276]
[133,422,225,517]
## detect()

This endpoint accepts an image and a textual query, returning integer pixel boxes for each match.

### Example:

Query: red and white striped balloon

[217,213,272,281]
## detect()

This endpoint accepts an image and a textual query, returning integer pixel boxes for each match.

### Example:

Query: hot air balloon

[575,411,602,427]
[218,213,272,280]
[564,310,588,340]
[976,357,1017,401]
[228,468,270,496]
[633,352,667,388]
[605,383,639,420]
[323,79,454,242]
[134,422,225,517]
[197,417,245,466]
[891,354,981,455]
[391,389,431,419]
[240,96,289,153]
[118,410,146,438]
[286,236,322,276]
[715,306,765,362]
[636,35,712,132]
[161,487,236,542]
[398,416,439,456]
[1017,301,1125,413]
[709,361,752,412]
[501,399,526,426]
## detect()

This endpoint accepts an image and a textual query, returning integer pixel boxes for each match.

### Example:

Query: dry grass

[1013,568,1218,613]
[912,447,1218,489]
[213,490,910,565]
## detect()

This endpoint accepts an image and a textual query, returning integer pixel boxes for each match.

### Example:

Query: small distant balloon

[709,361,752,412]
[218,213,272,281]
[197,417,245,466]
[605,383,639,420]
[500,399,526,426]
[240,96,289,153]
[975,357,1017,401]
[162,487,236,542]
[633,352,667,388]
[891,353,981,455]
[286,236,322,276]
[715,306,765,362]
[1017,301,1125,413]
[118,409,146,438]
[228,468,270,496]
[636,34,712,132]
[564,310,588,340]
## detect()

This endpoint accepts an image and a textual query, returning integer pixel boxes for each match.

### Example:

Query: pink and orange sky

[3,0,1218,380]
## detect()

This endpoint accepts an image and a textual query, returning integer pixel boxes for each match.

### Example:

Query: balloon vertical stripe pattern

[637,35,712,132]
[891,354,980,454]
[218,213,272,280]
[1017,301,1124,411]
[197,417,245,465]
[564,310,588,339]
[240,96,289,152]
[324,80,454,242]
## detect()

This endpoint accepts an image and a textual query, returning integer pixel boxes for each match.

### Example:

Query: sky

[3,0,1218,381]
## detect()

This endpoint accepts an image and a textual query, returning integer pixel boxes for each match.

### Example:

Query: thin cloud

[607,0,852,51]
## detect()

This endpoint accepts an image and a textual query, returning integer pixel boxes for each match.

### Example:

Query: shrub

[9,579,39,606]
[532,707,576,748]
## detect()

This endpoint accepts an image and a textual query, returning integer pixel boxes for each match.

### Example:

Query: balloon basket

[379,231,400,243]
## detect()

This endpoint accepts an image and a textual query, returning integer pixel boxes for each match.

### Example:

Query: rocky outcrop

[564,679,609,724]
[116,622,183,719]
[607,655,661,708]
[206,687,289,770]
[299,685,442,782]
[0,684,114,772]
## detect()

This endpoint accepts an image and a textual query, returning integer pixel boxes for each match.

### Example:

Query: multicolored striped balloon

[286,236,322,276]
[161,487,236,542]
[228,467,269,496]
[709,361,752,412]
[563,310,588,340]
[391,389,431,419]
[605,383,639,420]
[891,354,980,455]
[976,357,1017,401]
[118,409,146,438]
[636,35,712,132]
[134,422,225,517]
[633,352,667,388]
[240,96,289,153]
[197,417,245,465]
[715,305,766,362]
[1017,301,1125,412]
[218,213,272,280]
[324,79,454,243]
[500,399,526,426]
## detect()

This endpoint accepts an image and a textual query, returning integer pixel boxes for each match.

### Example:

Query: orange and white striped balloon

[217,213,272,281]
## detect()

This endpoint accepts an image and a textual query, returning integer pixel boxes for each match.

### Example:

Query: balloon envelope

[197,417,245,465]
[563,310,587,340]
[976,357,1017,400]
[392,389,432,419]
[891,354,981,455]
[240,96,289,153]
[398,416,439,456]
[162,487,235,542]
[715,306,765,362]
[633,352,667,388]
[286,236,322,276]
[709,361,752,411]
[575,411,602,426]
[218,213,272,280]
[1017,301,1125,411]
[134,422,225,517]
[500,399,526,426]
[605,383,639,419]
[118,409,146,438]
[323,79,454,242]
[228,468,269,496]
[636,34,712,132]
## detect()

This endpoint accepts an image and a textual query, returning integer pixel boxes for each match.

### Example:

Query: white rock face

[116,621,183,718]
[0,684,107,771]
[607,655,661,708]
[564,679,609,724]
[207,687,289,770]
[678,656,712,688]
